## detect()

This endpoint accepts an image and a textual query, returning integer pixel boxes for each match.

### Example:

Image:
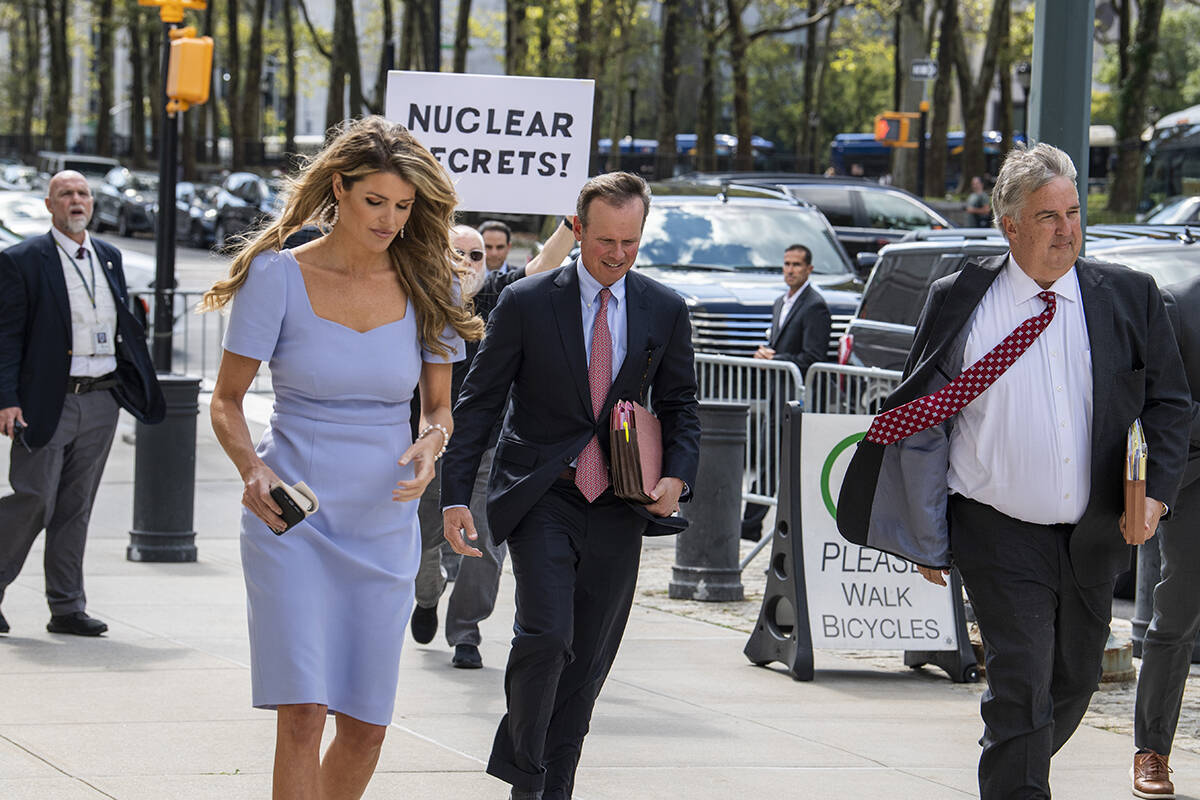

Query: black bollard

[670,401,747,602]
[128,374,201,562]
[1132,533,1200,662]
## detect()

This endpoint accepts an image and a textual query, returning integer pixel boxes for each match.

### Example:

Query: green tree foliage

[1093,5,1200,127]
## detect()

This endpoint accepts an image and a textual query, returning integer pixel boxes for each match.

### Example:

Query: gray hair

[990,142,1078,231]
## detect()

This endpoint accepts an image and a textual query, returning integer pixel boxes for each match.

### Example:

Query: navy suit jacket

[768,285,831,379]
[441,262,702,543]
[1162,276,1200,490]
[0,231,164,447]
[836,253,1190,586]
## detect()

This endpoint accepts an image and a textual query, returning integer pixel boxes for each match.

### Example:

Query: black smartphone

[12,421,31,454]
[268,484,307,535]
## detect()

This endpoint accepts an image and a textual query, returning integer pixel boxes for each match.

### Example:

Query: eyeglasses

[455,248,485,262]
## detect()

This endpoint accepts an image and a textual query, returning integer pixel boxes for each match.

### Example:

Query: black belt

[67,373,118,394]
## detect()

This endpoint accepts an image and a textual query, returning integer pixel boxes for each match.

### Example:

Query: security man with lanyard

[0,170,163,636]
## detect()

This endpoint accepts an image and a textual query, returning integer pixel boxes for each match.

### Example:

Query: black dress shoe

[410,604,438,644]
[510,790,542,800]
[452,643,483,669]
[0,608,8,634]
[47,611,107,636]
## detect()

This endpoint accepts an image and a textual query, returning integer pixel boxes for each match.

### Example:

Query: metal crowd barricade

[803,363,903,415]
[133,289,273,393]
[693,353,804,568]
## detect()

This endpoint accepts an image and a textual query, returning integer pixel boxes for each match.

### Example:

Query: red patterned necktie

[865,289,1057,446]
[576,287,612,502]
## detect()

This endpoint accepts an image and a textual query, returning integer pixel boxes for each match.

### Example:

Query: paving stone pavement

[2,404,1200,799]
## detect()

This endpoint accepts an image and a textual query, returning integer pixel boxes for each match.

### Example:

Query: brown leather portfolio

[609,399,662,504]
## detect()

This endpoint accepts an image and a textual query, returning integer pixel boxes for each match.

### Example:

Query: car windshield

[636,203,848,274]
[1105,246,1200,286]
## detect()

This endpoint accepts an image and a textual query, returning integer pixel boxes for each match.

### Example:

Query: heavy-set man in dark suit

[754,243,831,377]
[441,172,701,800]
[1131,274,1200,799]
[0,170,163,637]
[836,143,1190,799]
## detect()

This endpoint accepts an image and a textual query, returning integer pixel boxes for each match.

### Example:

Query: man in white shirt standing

[837,143,1190,799]
[0,170,163,637]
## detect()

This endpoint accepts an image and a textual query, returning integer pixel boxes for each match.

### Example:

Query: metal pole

[1030,0,1094,247]
[670,402,747,602]
[152,20,179,371]
[916,102,928,198]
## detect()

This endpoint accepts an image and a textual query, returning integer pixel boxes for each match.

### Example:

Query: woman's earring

[399,225,405,239]
[319,200,339,230]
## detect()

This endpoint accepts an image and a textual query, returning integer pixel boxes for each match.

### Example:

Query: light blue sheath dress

[223,250,464,726]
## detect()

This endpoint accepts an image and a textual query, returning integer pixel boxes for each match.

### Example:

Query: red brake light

[837,333,854,365]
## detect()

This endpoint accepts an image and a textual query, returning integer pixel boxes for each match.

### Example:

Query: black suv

[639,181,863,359]
[841,225,1200,374]
[681,172,950,263]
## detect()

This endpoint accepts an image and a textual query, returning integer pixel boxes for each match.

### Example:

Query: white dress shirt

[947,255,1093,525]
[776,281,808,339]
[51,227,118,378]
[577,260,628,384]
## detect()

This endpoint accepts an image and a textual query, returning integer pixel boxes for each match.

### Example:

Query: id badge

[93,326,116,356]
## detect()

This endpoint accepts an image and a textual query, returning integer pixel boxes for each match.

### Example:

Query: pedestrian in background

[967,175,993,228]
[411,217,579,670]
[838,142,1190,800]
[481,219,514,273]
[1131,273,1200,799]
[442,172,701,799]
[0,169,163,637]
[205,116,482,799]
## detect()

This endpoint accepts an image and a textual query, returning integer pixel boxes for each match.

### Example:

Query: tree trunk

[654,0,681,179]
[1109,0,1164,213]
[696,0,718,172]
[926,0,955,195]
[796,0,821,173]
[603,0,628,173]
[368,0,394,112]
[201,0,216,162]
[227,0,244,168]
[535,0,552,76]
[953,0,1007,193]
[45,0,70,151]
[996,3,1012,159]
[241,0,268,165]
[506,0,527,74]
[725,0,751,170]
[420,0,440,72]
[283,0,297,154]
[128,12,148,168]
[399,1,416,70]
[19,0,41,159]
[147,19,162,155]
[453,0,472,72]
[811,5,838,172]
[326,0,350,129]
[891,0,925,191]
[95,0,116,156]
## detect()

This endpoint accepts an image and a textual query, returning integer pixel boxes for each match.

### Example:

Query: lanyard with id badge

[56,241,116,357]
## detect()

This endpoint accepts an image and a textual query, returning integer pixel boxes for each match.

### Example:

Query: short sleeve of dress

[422,276,467,364]
[222,251,288,362]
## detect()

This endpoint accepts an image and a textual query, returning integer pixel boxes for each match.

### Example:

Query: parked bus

[829,131,1026,191]
[1141,104,1200,213]
[595,133,776,177]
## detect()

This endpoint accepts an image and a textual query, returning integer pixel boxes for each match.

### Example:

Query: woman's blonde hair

[200,116,484,356]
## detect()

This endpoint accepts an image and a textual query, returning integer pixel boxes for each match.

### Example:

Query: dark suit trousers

[487,478,646,798]
[949,496,1112,800]
[0,392,119,613]
[1135,478,1200,755]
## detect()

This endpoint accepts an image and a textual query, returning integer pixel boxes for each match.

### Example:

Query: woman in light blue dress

[203,117,484,799]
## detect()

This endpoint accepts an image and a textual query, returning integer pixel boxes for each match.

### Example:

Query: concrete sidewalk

[2,406,1198,799]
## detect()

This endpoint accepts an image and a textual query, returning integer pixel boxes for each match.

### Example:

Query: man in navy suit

[754,243,831,378]
[441,172,701,800]
[0,170,163,637]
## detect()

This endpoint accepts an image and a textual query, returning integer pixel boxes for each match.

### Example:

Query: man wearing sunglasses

[412,219,579,668]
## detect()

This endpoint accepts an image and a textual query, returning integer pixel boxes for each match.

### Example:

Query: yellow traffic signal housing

[874,111,920,149]
[166,29,212,113]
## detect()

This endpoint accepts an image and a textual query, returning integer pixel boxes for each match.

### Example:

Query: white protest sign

[385,71,595,215]
[800,413,958,651]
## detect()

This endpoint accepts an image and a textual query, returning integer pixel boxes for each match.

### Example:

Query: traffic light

[874,112,919,149]
[166,27,213,113]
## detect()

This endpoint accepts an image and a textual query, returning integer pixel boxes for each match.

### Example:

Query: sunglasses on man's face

[455,248,485,262]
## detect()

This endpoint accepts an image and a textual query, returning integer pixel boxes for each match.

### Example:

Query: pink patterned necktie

[576,287,612,502]
[865,289,1057,446]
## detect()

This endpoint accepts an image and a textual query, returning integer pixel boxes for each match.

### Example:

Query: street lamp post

[1015,61,1032,138]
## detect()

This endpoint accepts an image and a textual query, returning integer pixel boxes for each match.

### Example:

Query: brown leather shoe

[1133,750,1175,798]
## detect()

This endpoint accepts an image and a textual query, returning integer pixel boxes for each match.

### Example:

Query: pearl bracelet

[418,423,450,460]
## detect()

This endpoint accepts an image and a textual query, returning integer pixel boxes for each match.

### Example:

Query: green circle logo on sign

[821,432,865,520]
